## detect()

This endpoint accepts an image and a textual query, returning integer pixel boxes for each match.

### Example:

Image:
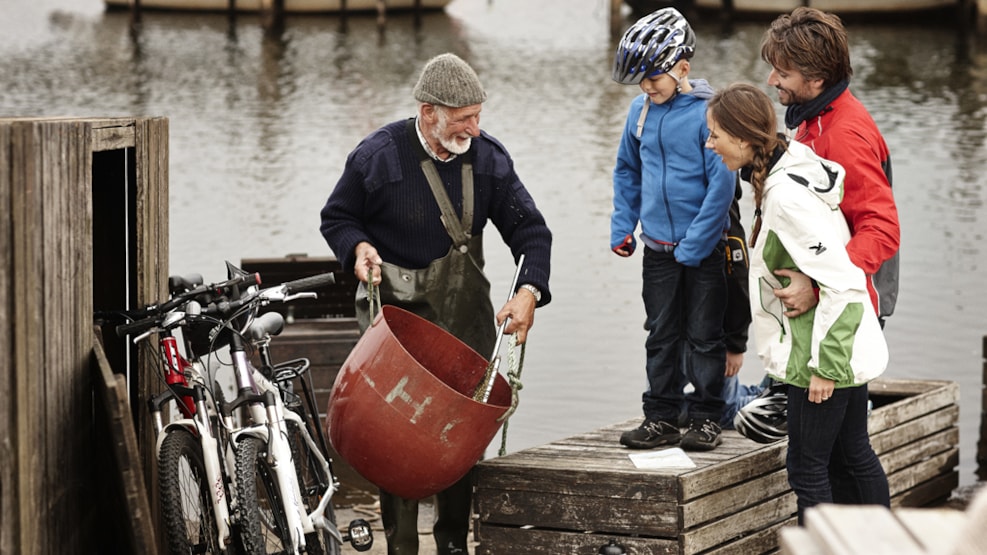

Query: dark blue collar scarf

[784,79,849,130]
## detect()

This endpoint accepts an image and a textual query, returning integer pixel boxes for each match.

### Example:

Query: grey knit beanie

[413,53,487,108]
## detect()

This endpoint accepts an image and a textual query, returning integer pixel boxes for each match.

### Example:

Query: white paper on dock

[628,447,696,469]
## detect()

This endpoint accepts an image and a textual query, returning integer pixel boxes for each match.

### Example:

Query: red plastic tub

[325,305,512,500]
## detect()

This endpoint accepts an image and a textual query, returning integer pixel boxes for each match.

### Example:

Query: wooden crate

[472,378,960,555]
[241,254,358,319]
[780,505,969,555]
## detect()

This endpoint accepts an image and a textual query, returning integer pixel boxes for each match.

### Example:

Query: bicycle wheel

[235,436,292,555]
[287,420,341,555]
[158,429,222,555]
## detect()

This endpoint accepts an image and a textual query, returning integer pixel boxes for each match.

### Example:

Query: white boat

[696,0,956,13]
[627,0,958,16]
[104,0,452,14]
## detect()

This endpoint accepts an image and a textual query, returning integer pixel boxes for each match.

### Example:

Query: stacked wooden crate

[779,504,969,555]
[472,378,959,554]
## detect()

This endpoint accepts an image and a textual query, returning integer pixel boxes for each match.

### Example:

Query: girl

[705,82,890,524]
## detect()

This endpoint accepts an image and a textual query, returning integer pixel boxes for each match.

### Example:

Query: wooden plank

[880,427,958,476]
[871,407,958,457]
[892,471,959,508]
[475,487,681,536]
[92,328,159,554]
[804,504,926,555]
[134,118,170,547]
[475,526,678,555]
[476,448,682,501]
[0,112,16,555]
[678,439,787,500]
[779,526,825,555]
[704,516,795,555]
[681,492,796,554]
[887,448,959,499]
[680,468,790,528]
[11,119,46,554]
[893,507,966,554]
[867,380,959,435]
[91,123,136,151]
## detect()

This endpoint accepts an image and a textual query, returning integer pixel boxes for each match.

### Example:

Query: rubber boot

[379,489,420,555]
[433,472,473,555]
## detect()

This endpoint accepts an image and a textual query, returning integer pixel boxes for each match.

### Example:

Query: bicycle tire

[235,436,293,555]
[287,420,341,555]
[158,429,223,555]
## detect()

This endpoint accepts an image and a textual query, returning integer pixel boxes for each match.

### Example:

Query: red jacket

[793,89,900,315]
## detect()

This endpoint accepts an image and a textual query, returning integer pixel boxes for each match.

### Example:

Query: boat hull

[627,0,957,15]
[695,0,955,12]
[104,0,451,13]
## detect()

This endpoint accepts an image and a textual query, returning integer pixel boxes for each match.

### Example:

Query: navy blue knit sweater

[320,118,553,305]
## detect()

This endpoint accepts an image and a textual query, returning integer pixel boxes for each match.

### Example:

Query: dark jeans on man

[786,383,890,524]
[641,243,727,424]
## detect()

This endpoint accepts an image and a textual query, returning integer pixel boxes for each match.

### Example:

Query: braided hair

[707,83,787,246]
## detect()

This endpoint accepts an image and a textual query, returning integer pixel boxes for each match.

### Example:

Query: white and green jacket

[745,139,888,389]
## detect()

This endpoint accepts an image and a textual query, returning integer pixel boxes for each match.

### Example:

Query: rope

[496,333,525,457]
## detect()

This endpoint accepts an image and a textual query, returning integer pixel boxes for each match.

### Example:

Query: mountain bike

[111,270,263,554]
[193,265,373,555]
[109,266,373,555]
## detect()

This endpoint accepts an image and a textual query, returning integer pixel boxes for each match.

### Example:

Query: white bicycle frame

[144,321,238,552]
[230,347,343,553]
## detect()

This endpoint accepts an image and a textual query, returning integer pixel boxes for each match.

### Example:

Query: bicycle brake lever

[282,291,318,303]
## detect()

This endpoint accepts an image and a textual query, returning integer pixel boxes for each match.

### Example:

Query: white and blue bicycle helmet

[734,382,788,444]
[612,7,696,85]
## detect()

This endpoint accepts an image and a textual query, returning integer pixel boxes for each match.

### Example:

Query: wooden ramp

[472,378,960,555]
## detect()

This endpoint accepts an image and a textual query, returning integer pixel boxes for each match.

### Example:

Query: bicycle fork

[230,338,314,554]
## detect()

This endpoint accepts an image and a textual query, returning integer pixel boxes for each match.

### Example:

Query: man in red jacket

[760,7,899,324]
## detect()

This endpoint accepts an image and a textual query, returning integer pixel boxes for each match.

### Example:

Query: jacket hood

[687,79,715,100]
[766,140,845,210]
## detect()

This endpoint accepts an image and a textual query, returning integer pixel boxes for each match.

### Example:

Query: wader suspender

[406,118,474,249]
[404,120,525,454]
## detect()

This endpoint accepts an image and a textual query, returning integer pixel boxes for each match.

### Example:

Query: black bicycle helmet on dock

[734,381,788,444]
[612,7,696,85]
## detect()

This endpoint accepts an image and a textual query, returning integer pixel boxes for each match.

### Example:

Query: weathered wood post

[261,0,286,33]
[129,0,142,26]
[610,0,622,38]
[377,0,387,26]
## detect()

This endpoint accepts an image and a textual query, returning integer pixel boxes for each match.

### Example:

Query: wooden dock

[472,378,960,554]
[238,255,966,553]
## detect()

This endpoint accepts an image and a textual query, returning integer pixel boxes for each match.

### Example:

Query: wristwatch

[518,284,542,302]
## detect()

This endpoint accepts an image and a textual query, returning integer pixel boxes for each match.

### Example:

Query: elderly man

[320,52,552,555]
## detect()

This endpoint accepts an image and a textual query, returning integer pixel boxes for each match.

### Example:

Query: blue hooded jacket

[611,79,733,267]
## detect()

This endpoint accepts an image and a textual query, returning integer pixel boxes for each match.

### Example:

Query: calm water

[4,0,987,487]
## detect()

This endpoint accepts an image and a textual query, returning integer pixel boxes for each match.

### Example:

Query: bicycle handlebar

[283,271,335,295]
[115,313,167,337]
[114,270,335,338]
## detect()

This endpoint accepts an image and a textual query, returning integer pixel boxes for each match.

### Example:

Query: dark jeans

[641,243,726,424]
[786,383,890,524]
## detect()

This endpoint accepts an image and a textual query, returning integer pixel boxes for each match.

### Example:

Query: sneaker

[619,419,681,449]
[681,418,722,451]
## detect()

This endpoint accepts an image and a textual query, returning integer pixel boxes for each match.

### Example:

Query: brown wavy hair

[707,83,787,246]
[760,7,852,88]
